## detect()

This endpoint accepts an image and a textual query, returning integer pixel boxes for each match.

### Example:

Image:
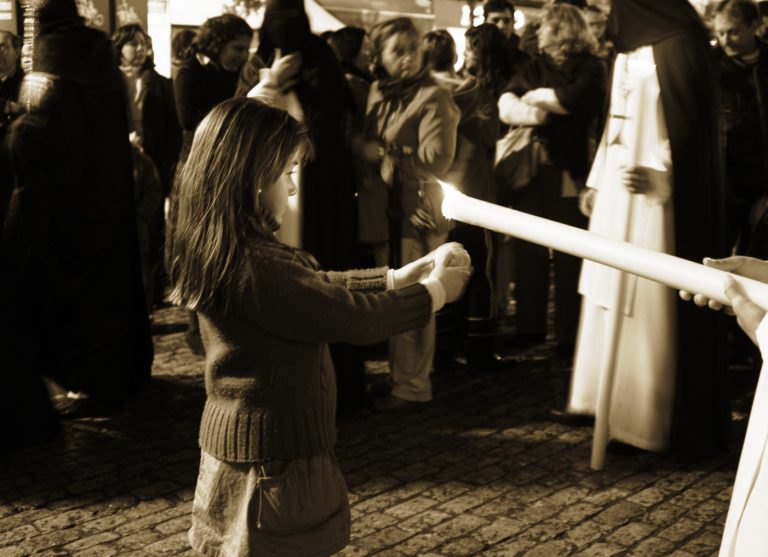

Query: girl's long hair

[168,98,311,313]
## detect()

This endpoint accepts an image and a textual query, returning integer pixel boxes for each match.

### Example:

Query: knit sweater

[197,240,432,463]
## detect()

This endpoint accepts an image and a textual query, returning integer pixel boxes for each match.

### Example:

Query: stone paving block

[556,502,601,525]
[645,500,690,526]
[337,544,370,557]
[384,496,438,520]
[687,499,728,524]
[64,532,120,552]
[71,544,119,557]
[572,542,624,556]
[472,517,526,546]
[421,481,473,503]
[564,520,603,549]
[113,530,164,550]
[657,516,704,543]
[398,509,453,535]
[143,532,190,555]
[679,528,723,556]
[440,535,487,556]
[521,539,575,557]
[0,547,26,557]
[355,526,413,551]
[353,511,399,537]
[581,487,631,507]
[483,535,538,556]
[0,525,38,547]
[387,532,443,556]
[630,535,677,555]
[154,515,192,535]
[627,486,668,507]
[604,521,657,547]
[431,513,491,541]
[18,527,83,553]
[594,501,644,529]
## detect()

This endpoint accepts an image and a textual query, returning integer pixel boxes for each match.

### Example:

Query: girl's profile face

[218,34,251,72]
[120,32,148,68]
[380,31,421,79]
[259,160,298,230]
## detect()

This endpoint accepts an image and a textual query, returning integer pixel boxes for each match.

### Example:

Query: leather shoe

[549,408,594,426]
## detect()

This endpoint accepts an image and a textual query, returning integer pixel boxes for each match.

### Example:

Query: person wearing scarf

[357,17,459,408]
[565,0,730,461]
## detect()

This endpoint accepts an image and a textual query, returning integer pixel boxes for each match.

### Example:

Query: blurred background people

[0,31,22,104]
[498,3,606,359]
[423,29,501,373]
[483,0,530,67]
[112,23,181,310]
[358,17,459,408]
[1,0,153,440]
[712,0,768,259]
[246,0,366,413]
[172,13,252,354]
[173,13,252,162]
[462,23,522,327]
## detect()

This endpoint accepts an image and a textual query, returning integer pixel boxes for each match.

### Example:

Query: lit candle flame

[437,179,458,195]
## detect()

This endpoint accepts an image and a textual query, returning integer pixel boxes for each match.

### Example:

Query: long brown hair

[168,98,311,313]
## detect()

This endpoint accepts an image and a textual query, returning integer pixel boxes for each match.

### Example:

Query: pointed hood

[607,0,707,53]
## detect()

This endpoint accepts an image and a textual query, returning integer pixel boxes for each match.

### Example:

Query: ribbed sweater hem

[198,399,337,463]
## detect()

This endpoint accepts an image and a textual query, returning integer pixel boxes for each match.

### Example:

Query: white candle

[440,183,768,308]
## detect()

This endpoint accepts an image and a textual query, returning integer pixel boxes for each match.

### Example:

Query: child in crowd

[169,97,470,556]
[357,17,460,408]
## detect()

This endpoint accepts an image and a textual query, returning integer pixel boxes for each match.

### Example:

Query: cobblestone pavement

[0,305,757,556]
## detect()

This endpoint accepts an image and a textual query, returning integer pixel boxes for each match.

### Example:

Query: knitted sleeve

[322,267,389,292]
[247,249,430,344]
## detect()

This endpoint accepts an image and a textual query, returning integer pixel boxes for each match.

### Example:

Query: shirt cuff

[386,269,396,291]
[420,277,446,313]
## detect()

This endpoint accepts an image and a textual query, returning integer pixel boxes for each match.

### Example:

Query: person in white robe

[567,46,677,451]
[680,256,768,556]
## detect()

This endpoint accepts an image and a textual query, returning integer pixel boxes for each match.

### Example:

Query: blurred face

[218,34,251,72]
[714,13,759,59]
[485,9,514,39]
[260,159,298,230]
[584,11,607,42]
[0,32,20,78]
[380,31,421,79]
[355,36,373,73]
[537,20,557,56]
[463,41,477,73]
[120,31,148,69]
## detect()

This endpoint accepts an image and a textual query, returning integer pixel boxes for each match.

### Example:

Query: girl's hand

[430,255,472,303]
[392,242,469,289]
[380,153,395,185]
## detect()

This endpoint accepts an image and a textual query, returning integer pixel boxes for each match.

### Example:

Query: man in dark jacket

[1,0,153,445]
[713,0,768,258]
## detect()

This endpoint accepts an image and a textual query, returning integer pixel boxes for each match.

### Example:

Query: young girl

[169,97,470,557]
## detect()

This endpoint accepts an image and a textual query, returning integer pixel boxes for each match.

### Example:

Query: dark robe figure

[256,0,365,413]
[0,0,153,446]
[608,0,730,461]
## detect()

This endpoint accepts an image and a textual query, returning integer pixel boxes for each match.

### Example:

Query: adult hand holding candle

[439,181,768,311]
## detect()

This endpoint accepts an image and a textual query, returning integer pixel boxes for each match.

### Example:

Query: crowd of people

[4,0,768,555]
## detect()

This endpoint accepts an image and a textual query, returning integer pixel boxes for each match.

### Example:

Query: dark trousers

[512,164,586,346]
